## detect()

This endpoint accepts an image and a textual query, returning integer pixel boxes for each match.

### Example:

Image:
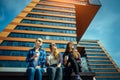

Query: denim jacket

[26,48,47,68]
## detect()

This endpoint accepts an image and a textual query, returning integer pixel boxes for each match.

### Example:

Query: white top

[47,54,58,66]
[34,51,40,67]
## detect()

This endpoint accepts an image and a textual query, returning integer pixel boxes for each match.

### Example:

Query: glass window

[0,50,27,56]
[87,53,106,56]
[21,19,75,28]
[15,26,76,34]
[8,33,76,41]
[27,14,78,21]
[78,43,99,47]
[87,58,109,60]
[91,69,117,72]
[88,61,112,64]
[35,4,74,11]
[0,60,27,67]
[89,65,115,68]
[32,9,75,16]
[1,40,68,49]
[96,73,120,76]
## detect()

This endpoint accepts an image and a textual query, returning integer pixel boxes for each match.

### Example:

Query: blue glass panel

[89,0,101,5]
[88,61,112,64]
[27,14,75,21]
[32,9,75,16]
[0,61,27,67]
[15,26,76,34]
[87,58,109,60]
[91,69,117,72]
[21,19,76,27]
[89,65,115,68]
[96,73,120,76]
[0,50,27,56]
[36,4,74,11]
[86,50,104,53]
[78,43,99,47]
[1,40,67,49]
[8,33,76,41]
[87,53,106,56]
[97,78,120,80]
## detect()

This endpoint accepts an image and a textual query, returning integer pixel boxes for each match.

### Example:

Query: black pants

[64,57,80,80]
[68,56,79,74]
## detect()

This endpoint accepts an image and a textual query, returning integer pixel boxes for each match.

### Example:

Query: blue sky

[0,0,120,68]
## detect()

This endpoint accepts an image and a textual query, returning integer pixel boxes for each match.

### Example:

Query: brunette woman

[63,42,82,80]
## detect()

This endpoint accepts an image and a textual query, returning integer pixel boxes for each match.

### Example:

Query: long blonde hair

[49,43,59,60]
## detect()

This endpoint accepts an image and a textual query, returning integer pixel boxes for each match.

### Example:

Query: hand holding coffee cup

[65,55,69,60]
[35,52,39,57]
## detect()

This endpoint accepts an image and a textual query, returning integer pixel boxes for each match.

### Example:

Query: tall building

[0,0,100,66]
[78,40,120,80]
[1,0,119,80]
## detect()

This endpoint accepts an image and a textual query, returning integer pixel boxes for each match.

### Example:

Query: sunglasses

[37,40,42,42]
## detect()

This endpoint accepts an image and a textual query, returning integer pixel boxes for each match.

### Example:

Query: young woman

[63,42,82,80]
[46,43,62,80]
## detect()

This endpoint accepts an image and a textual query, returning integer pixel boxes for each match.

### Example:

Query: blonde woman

[46,43,62,80]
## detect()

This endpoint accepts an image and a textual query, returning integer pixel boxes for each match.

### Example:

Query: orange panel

[4,29,76,37]
[15,23,76,30]
[0,46,66,52]
[34,7,75,13]
[0,56,26,61]
[75,4,101,42]
[38,1,75,8]
[0,37,77,44]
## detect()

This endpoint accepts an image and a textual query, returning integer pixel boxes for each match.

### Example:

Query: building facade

[0,0,100,66]
[78,40,120,80]
[1,0,119,80]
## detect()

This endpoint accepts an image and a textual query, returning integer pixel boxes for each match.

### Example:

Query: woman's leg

[47,67,56,80]
[55,67,62,80]
[35,68,43,80]
[64,67,72,80]
[69,57,79,74]
[27,67,35,80]
[69,57,82,80]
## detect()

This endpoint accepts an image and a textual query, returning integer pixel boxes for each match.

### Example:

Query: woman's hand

[57,63,61,67]
[36,66,41,69]
[63,56,68,65]
[68,62,71,67]
[30,53,38,60]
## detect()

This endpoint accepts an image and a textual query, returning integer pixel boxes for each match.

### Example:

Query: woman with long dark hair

[63,42,82,80]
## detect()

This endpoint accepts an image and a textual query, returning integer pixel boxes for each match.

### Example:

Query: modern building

[0,0,100,66]
[78,40,120,80]
[0,0,119,80]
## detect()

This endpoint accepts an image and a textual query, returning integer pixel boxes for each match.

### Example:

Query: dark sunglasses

[37,40,42,42]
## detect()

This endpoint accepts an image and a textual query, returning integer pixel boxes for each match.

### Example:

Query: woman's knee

[27,67,35,72]
[47,67,55,73]
[56,67,62,72]
[35,68,43,73]
[27,67,35,75]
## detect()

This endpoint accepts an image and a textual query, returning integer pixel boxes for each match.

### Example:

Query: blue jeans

[27,67,44,80]
[47,67,62,80]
